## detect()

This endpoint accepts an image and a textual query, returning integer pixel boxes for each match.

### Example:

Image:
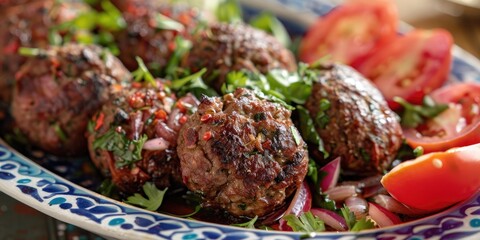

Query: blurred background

[395,0,480,58]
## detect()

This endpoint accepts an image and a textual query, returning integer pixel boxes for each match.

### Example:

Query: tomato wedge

[299,0,397,66]
[357,29,453,110]
[381,143,480,211]
[404,83,480,153]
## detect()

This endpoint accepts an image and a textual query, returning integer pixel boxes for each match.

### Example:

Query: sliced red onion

[310,208,347,231]
[279,181,312,231]
[324,185,358,202]
[319,157,341,192]
[180,93,200,106]
[142,137,170,151]
[362,184,387,199]
[342,175,383,189]
[155,121,177,143]
[167,108,182,131]
[130,111,144,140]
[368,202,402,228]
[345,196,368,219]
[372,194,431,216]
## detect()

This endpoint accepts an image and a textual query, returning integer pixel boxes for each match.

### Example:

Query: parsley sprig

[125,182,167,211]
[340,206,375,231]
[132,57,157,87]
[93,128,147,167]
[394,96,448,128]
[283,212,326,233]
[231,216,258,229]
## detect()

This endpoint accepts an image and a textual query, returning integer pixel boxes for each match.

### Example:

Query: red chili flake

[176,101,187,113]
[50,58,61,69]
[128,95,145,108]
[3,40,19,54]
[203,131,212,141]
[182,175,189,185]
[131,82,142,88]
[200,114,212,122]
[94,112,105,131]
[179,115,188,124]
[168,42,176,51]
[155,109,167,120]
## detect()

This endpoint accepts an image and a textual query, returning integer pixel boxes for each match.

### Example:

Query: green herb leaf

[155,13,185,31]
[340,205,375,231]
[93,128,148,167]
[53,123,68,142]
[171,205,202,218]
[297,106,329,158]
[164,36,192,79]
[291,126,302,146]
[351,217,375,232]
[315,99,331,129]
[98,179,116,197]
[171,68,207,89]
[125,182,167,211]
[18,47,46,57]
[231,216,258,229]
[394,96,449,128]
[216,0,243,23]
[132,57,157,86]
[283,212,326,233]
[413,146,424,157]
[249,12,291,47]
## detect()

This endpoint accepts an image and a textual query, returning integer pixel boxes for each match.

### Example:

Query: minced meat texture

[177,88,308,218]
[0,0,90,104]
[304,64,403,176]
[10,43,131,156]
[87,80,198,194]
[181,23,297,92]
[114,0,200,72]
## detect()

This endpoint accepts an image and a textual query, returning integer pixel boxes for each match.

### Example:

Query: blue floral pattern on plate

[1,0,480,239]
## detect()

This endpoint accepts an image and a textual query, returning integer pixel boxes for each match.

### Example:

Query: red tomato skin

[381,143,480,211]
[357,29,453,110]
[404,83,480,153]
[299,0,397,66]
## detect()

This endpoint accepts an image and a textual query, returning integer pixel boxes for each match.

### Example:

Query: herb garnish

[132,57,157,87]
[231,216,258,229]
[394,96,448,128]
[92,128,147,167]
[216,0,243,24]
[297,106,329,158]
[18,47,47,57]
[154,13,185,32]
[291,126,302,146]
[169,68,218,98]
[53,123,68,142]
[249,12,291,47]
[315,99,331,129]
[125,182,167,211]
[340,206,375,231]
[164,36,192,79]
[283,212,326,233]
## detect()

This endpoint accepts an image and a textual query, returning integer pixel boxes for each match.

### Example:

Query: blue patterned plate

[1,0,480,239]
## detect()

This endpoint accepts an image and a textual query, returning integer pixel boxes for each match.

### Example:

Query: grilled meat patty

[177,88,308,218]
[0,0,89,105]
[87,80,198,194]
[182,23,297,91]
[304,64,403,176]
[11,43,131,156]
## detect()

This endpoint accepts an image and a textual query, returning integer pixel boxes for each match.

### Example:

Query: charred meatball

[177,88,308,218]
[182,23,297,91]
[304,64,403,176]
[114,0,201,72]
[11,43,131,156]
[87,81,198,194]
[0,0,89,104]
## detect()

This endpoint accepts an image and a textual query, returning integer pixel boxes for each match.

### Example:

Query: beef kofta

[114,0,201,72]
[87,81,199,194]
[177,88,308,218]
[0,0,89,104]
[11,43,131,156]
[182,23,297,91]
[304,64,403,176]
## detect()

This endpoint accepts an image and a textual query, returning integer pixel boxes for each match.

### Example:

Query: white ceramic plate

[1,0,480,239]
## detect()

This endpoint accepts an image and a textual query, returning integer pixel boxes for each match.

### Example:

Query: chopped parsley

[98,179,116,197]
[168,68,217,98]
[154,13,185,32]
[340,206,375,231]
[92,128,148,167]
[125,182,167,211]
[249,12,290,47]
[231,216,258,229]
[164,36,192,79]
[315,99,331,129]
[394,96,449,128]
[283,212,325,233]
[413,146,424,157]
[53,123,68,142]
[297,106,329,158]
[291,126,302,146]
[132,57,156,87]
[216,0,243,23]
[18,47,47,57]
